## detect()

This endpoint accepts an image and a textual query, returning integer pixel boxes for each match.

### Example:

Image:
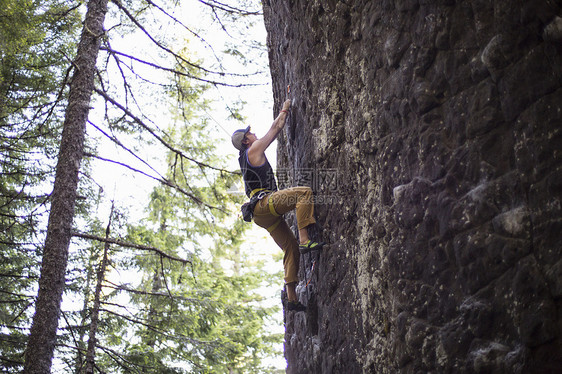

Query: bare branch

[141,0,225,66]
[83,151,225,212]
[110,0,259,81]
[198,0,262,16]
[93,87,236,175]
[88,120,166,181]
[101,46,261,88]
[59,310,82,364]
[71,231,192,264]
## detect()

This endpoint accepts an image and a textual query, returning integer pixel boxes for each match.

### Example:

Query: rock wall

[262,0,562,373]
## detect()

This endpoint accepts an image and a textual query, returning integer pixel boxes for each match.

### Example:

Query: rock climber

[231,98,324,312]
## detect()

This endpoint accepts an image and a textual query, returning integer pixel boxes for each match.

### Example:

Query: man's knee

[294,186,313,199]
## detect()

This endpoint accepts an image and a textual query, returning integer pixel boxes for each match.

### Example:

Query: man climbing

[231,98,324,312]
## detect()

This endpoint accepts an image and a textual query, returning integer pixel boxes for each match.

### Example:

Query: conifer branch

[100,307,215,347]
[102,281,214,305]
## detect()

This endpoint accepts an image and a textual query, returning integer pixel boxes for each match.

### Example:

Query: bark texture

[263,1,562,373]
[85,212,112,374]
[24,0,108,372]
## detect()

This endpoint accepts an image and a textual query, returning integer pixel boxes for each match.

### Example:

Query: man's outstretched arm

[248,99,291,165]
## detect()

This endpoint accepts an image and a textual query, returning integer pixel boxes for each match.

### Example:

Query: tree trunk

[24,0,108,372]
[84,207,113,374]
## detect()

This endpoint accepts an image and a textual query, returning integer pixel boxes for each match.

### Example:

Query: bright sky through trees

[0,0,284,374]
[0,0,288,370]
[86,1,286,371]
[90,0,277,218]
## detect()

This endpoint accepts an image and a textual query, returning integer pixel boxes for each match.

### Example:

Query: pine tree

[24,0,109,372]
[0,0,80,370]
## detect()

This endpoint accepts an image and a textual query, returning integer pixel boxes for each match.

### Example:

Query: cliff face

[262,1,562,373]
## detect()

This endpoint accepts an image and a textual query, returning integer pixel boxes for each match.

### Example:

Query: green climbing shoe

[299,240,325,254]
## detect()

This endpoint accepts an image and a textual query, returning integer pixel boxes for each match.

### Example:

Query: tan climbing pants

[252,186,316,284]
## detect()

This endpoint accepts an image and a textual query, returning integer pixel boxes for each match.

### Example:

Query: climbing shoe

[299,240,325,254]
[287,301,307,312]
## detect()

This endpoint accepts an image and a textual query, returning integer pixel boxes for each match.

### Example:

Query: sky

[90,0,278,213]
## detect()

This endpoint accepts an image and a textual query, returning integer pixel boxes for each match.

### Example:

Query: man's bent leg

[268,219,300,301]
[254,198,304,305]
[254,198,300,301]
[269,187,316,230]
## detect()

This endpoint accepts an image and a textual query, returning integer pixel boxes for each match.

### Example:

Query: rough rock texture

[262,1,562,373]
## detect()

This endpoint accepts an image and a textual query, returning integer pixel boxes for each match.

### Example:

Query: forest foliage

[0,0,282,372]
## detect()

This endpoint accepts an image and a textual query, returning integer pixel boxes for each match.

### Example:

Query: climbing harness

[241,189,271,222]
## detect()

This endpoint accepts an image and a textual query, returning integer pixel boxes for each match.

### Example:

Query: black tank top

[239,149,278,198]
